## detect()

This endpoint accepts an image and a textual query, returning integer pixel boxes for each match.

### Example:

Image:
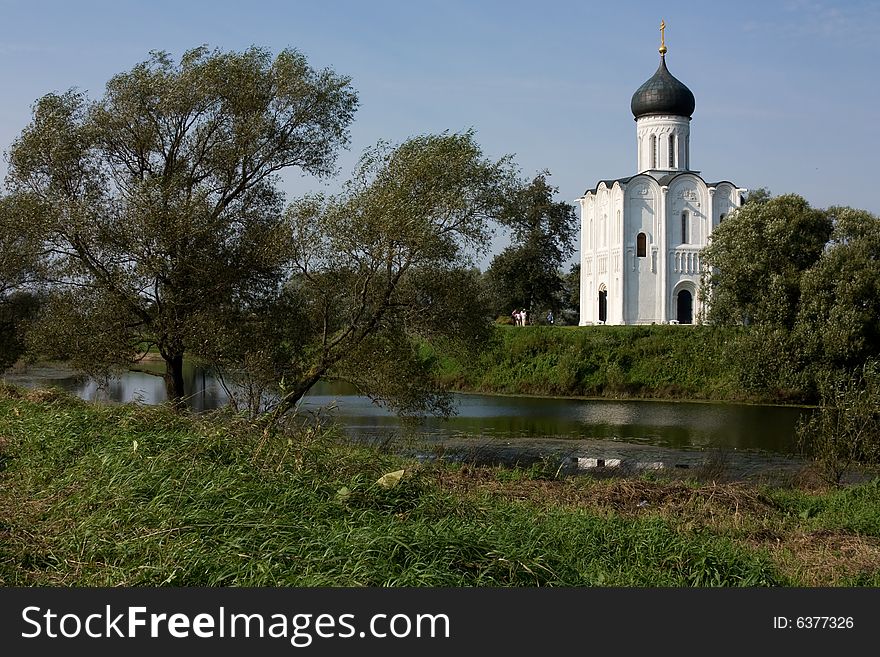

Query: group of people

[510,308,555,326]
[511,308,528,326]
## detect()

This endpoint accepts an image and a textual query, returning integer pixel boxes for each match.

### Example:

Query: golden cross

[659,19,667,55]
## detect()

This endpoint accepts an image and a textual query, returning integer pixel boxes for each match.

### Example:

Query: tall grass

[0,388,785,587]
[433,325,809,403]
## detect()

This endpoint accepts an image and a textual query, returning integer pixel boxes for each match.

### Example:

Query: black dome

[630,56,695,119]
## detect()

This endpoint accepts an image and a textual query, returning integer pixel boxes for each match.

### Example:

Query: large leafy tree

[699,193,833,395]
[700,193,832,328]
[485,173,577,318]
[796,206,880,371]
[3,46,357,402]
[199,132,515,421]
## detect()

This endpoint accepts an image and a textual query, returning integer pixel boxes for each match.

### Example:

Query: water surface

[5,362,812,475]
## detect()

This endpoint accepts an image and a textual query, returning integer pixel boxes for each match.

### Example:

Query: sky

[0,0,877,267]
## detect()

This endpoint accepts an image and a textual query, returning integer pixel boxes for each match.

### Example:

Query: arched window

[651,135,657,169]
[681,211,688,244]
[636,232,647,258]
[668,134,675,168]
[719,213,726,223]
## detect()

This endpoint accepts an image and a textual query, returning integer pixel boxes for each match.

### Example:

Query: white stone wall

[711,182,741,229]
[623,176,660,324]
[579,174,743,326]
[665,174,708,323]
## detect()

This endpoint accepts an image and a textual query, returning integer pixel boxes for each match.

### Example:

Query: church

[578,22,746,325]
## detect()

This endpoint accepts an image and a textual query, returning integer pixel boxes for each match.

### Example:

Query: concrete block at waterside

[576,457,622,469]
[634,461,665,470]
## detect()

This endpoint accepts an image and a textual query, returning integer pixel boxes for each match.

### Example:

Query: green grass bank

[2,386,878,587]
[433,325,807,404]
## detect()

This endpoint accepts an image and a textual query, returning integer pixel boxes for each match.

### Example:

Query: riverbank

[2,385,878,586]
[432,325,812,405]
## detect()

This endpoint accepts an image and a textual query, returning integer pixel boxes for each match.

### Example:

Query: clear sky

[1,0,877,266]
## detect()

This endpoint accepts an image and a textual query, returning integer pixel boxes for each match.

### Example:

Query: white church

[578,22,746,325]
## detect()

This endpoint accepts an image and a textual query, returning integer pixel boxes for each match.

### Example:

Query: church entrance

[598,288,607,323]
[676,290,693,324]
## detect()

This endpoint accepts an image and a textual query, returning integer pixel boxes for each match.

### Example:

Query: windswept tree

[3,46,357,402]
[485,173,577,318]
[199,132,516,421]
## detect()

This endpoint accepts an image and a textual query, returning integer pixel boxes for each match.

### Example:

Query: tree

[700,193,832,328]
[200,132,516,423]
[3,46,358,402]
[485,173,577,318]
[559,262,580,325]
[796,207,880,372]
[742,186,772,206]
[0,196,43,372]
[699,193,832,396]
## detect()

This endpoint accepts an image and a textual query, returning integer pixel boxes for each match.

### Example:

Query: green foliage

[722,325,815,400]
[700,195,880,406]
[742,187,772,206]
[701,194,832,328]
[433,324,758,401]
[559,262,581,325]
[3,46,357,401]
[796,207,880,372]
[797,362,880,486]
[0,292,40,373]
[0,195,44,372]
[485,173,578,318]
[205,132,514,422]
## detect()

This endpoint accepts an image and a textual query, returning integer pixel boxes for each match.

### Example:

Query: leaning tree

[197,131,517,422]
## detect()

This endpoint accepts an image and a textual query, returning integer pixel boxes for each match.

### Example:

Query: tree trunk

[261,371,324,430]
[163,352,186,408]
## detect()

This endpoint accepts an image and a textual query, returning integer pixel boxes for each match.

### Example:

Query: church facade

[578,24,745,325]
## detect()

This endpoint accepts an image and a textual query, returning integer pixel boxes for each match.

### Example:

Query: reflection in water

[4,363,812,456]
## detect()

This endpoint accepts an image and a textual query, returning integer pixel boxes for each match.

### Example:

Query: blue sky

[1,0,877,266]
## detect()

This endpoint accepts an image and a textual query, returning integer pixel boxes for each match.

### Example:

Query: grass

[432,325,811,404]
[1,385,878,587]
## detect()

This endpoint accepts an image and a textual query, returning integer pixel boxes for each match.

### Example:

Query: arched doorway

[676,289,693,325]
[598,287,607,323]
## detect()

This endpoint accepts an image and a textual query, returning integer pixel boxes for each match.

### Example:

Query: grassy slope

[433,325,801,403]
[1,387,878,586]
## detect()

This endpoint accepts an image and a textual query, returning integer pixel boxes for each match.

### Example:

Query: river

[4,362,813,479]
